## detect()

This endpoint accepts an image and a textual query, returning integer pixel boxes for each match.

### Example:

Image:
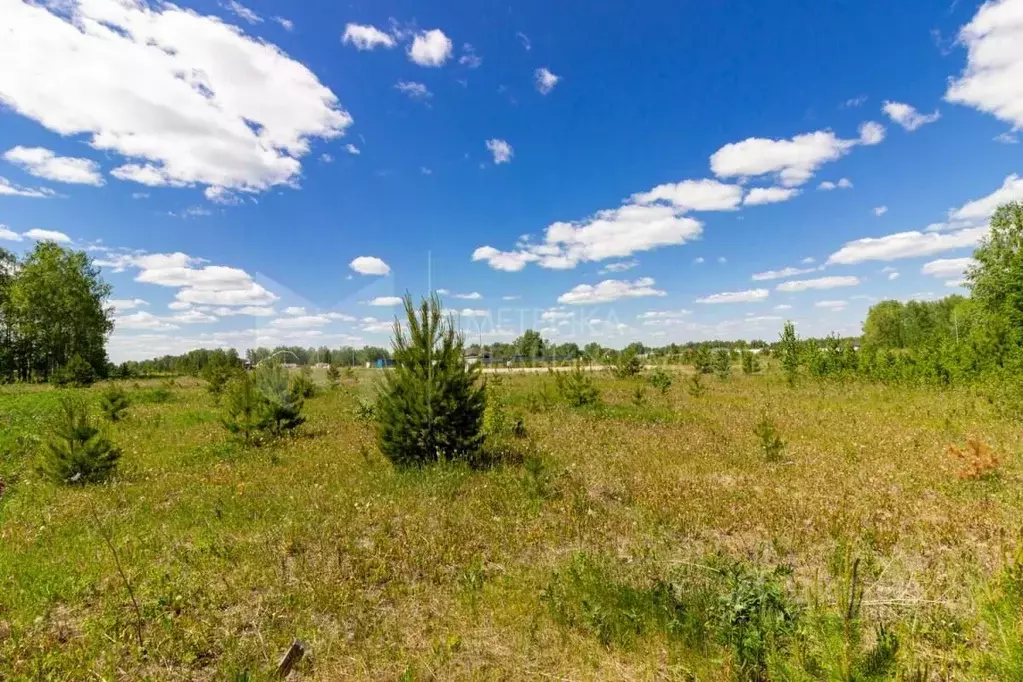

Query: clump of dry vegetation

[949,438,1000,480]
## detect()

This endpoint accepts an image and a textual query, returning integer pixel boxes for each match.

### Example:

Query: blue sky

[0,0,1021,360]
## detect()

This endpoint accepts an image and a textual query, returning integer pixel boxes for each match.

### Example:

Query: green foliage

[631,386,647,406]
[542,553,699,649]
[221,364,306,445]
[514,329,546,361]
[687,372,706,397]
[325,364,341,389]
[779,322,801,387]
[976,544,1023,678]
[648,367,673,394]
[354,396,376,422]
[741,350,761,375]
[254,363,306,437]
[99,385,130,422]
[613,349,643,379]
[290,366,317,399]
[200,357,237,402]
[41,395,120,484]
[50,354,98,388]
[716,563,798,679]
[554,364,601,407]
[714,350,732,381]
[482,376,509,437]
[376,294,486,467]
[221,372,263,446]
[2,242,112,383]
[753,414,785,462]
[692,346,714,374]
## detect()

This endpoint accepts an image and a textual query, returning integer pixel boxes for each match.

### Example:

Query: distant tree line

[787,202,1023,385]
[122,344,393,377]
[0,243,113,383]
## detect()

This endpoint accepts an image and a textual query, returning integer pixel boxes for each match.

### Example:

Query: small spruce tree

[200,357,235,403]
[649,367,673,394]
[326,364,341,390]
[714,350,732,381]
[254,362,306,436]
[42,396,120,484]
[376,294,486,466]
[687,372,707,397]
[613,349,643,379]
[221,371,264,446]
[51,354,97,388]
[100,385,130,422]
[741,350,761,375]
[779,321,801,387]
[554,363,601,407]
[692,346,714,374]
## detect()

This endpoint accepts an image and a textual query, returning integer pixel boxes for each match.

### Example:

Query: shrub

[948,438,999,480]
[687,373,707,397]
[254,363,306,436]
[754,414,785,462]
[613,349,643,379]
[631,386,647,406]
[354,397,376,422]
[554,364,601,407]
[100,385,130,422]
[41,396,120,484]
[482,376,508,437]
[290,367,317,399]
[51,354,97,388]
[649,367,673,395]
[714,351,732,381]
[715,563,798,679]
[325,364,341,390]
[693,346,714,374]
[741,350,761,375]
[221,372,263,446]
[200,359,235,403]
[376,294,486,467]
[779,322,801,387]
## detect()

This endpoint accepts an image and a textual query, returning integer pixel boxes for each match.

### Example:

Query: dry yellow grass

[1,369,1021,679]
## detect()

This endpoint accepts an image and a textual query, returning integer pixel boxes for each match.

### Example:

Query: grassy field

[1,367,1022,680]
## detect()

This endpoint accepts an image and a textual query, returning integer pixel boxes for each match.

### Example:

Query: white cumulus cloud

[921,257,976,278]
[474,204,702,271]
[0,0,351,195]
[949,174,1023,223]
[3,146,103,186]
[349,256,390,276]
[342,23,396,50]
[710,130,857,186]
[367,296,402,306]
[24,228,71,243]
[395,81,432,101]
[858,121,886,145]
[485,139,514,164]
[751,266,818,281]
[776,276,861,292]
[827,227,987,265]
[743,186,801,205]
[945,0,1023,128]
[882,101,941,131]
[535,67,560,94]
[0,177,56,198]
[695,289,769,304]
[630,178,743,212]
[558,277,666,304]
[408,29,452,67]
